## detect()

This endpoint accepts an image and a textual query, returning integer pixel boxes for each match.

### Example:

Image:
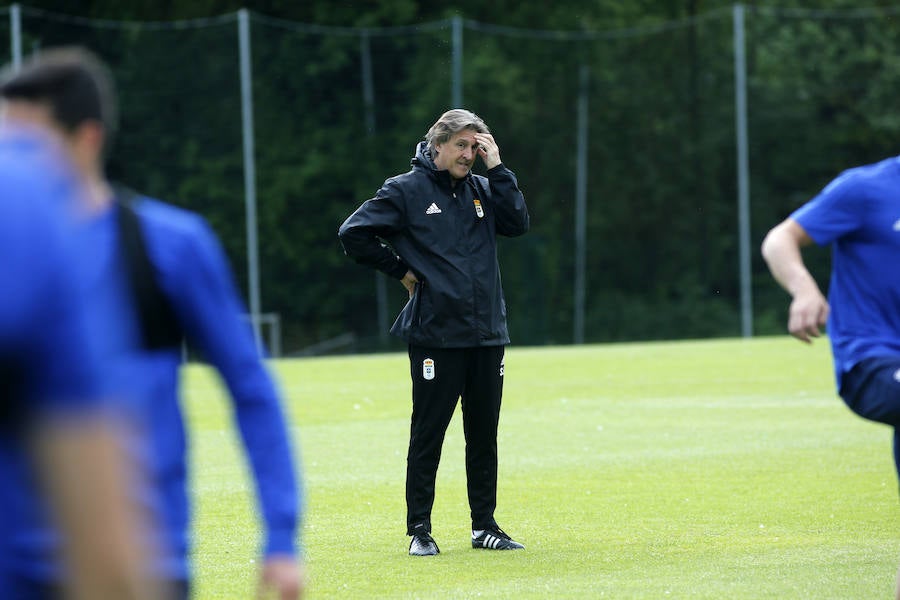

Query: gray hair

[425,109,490,154]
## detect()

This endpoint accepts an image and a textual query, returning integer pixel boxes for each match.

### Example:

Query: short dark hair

[0,47,117,142]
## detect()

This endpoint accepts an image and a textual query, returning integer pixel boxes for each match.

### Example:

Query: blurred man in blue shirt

[1,47,304,598]
[0,95,163,598]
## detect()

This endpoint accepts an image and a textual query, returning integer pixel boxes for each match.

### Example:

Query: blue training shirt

[791,156,900,391]
[0,127,119,586]
[0,129,103,408]
[0,132,301,583]
[131,196,302,578]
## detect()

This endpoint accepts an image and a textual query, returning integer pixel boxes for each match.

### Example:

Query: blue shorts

[841,356,900,428]
[0,575,190,599]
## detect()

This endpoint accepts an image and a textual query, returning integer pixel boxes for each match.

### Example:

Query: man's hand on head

[473,133,501,169]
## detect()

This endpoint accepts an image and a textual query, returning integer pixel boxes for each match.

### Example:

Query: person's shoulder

[854,156,900,184]
[817,158,894,201]
[129,196,225,271]
[379,169,428,200]
[386,168,424,186]
[132,195,213,239]
[833,156,900,188]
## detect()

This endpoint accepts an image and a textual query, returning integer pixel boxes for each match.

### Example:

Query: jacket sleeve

[337,179,410,280]
[486,165,530,237]
[169,217,302,557]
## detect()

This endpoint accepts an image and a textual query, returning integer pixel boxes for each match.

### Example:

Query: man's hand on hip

[401,270,419,298]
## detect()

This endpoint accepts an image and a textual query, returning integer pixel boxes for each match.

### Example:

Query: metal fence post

[733,3,753,338]
[574,65,589,344]
[238,8,262,353]
[360,30,376,136]
[452,16,463,107]
[10,3,21,71]
[360,30,390,346]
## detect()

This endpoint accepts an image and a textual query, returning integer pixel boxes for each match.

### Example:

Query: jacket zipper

[454,185,484,343]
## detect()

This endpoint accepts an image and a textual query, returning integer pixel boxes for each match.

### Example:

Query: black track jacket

[338,141,529,348]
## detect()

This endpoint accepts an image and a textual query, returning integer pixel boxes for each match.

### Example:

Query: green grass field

[181,337,900,598]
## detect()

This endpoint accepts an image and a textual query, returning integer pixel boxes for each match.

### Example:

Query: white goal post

[244,312,282,358]
[180,312,281,363]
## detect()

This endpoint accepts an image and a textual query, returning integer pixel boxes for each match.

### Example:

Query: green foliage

[184,337,900,598]
[14,2,900,349]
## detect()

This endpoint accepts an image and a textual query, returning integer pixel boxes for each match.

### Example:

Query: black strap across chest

[116,189,183,350]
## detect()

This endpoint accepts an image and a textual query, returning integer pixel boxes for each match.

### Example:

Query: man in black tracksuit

[338,109,529,556]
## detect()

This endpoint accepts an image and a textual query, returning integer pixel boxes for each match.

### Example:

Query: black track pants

[405,344,505,535]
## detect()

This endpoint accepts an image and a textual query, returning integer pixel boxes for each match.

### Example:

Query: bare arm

[760,218,830,343]
[33,418,165,600]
